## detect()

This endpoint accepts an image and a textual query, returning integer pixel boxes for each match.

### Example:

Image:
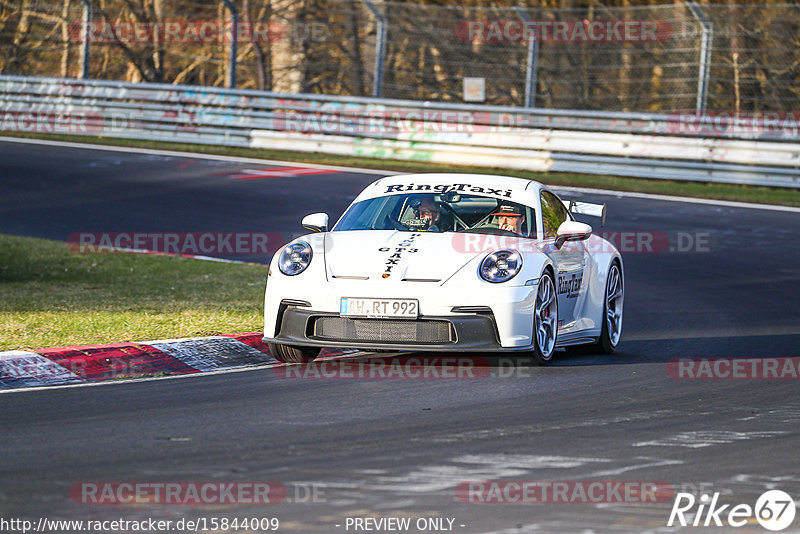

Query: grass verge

[0,233,265,351]
[3,132,800,207]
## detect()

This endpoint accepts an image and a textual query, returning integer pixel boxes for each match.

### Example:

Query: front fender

[264,233,327,337]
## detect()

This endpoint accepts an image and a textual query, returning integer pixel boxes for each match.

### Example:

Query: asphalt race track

[1,138,799,533]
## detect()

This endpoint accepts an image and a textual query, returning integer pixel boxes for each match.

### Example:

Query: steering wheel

[384,214,410,231]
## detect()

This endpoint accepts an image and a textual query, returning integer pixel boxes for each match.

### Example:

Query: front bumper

[262,308,536,352]
[264,269,540,349]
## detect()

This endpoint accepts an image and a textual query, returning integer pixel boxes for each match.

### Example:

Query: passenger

[491,204,525,234]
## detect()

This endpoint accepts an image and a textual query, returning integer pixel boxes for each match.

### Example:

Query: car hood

[324,231,483,283]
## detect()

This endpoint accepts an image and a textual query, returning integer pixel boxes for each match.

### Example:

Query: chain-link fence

[1,0,799,114]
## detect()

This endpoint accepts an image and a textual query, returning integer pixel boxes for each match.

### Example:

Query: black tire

[530,270,558,365]
[589,260,623,355]
[268,342,321,363]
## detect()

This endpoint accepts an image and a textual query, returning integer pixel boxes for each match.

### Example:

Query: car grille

[313,317,455,344]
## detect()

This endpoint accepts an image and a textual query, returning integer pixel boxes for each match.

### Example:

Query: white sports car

[263,173,623,365]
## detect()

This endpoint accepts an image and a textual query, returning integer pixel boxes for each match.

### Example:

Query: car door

[540,190,587,333]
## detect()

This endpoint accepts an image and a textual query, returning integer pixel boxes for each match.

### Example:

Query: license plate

[340,297,418,318]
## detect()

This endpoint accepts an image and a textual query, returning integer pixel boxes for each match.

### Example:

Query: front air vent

[313,317,454,344]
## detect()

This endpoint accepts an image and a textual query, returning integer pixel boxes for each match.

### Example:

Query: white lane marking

[351,455,609,494]
[455,454,608,469]
[2,136,798,212]
[623,324,800,341]
[0,136,395,175]
[736,405,800,424]
[633,430,787,448]
[553,185,800,213]
[87,245,254,264]
[0,349,50,358]
[582,457,683,477]
[0,360,279,395]
[412,410,679,442]
[0,347,380,394]
[731,473,800,490]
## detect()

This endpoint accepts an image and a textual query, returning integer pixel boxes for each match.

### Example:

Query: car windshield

[333,193,535,237]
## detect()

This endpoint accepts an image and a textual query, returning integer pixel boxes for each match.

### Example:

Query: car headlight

[479,249,522,283]
[278,242,312,276]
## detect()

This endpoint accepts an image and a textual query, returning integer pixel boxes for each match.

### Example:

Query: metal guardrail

[1,76,799,188]
[11,2,800,114]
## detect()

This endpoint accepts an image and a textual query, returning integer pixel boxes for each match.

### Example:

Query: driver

[401,196,452,232]
[491,204,525,234]
[418,198,442,230]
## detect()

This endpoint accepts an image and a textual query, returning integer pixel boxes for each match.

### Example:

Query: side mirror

[301,212,329,233]
[555,220,592,249]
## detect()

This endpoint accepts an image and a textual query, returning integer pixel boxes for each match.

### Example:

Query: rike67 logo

[668,490,796,531]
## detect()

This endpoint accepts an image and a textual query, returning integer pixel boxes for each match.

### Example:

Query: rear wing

[562,200,606,226]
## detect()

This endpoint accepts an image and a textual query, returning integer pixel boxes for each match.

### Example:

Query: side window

[540,191,569,238]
